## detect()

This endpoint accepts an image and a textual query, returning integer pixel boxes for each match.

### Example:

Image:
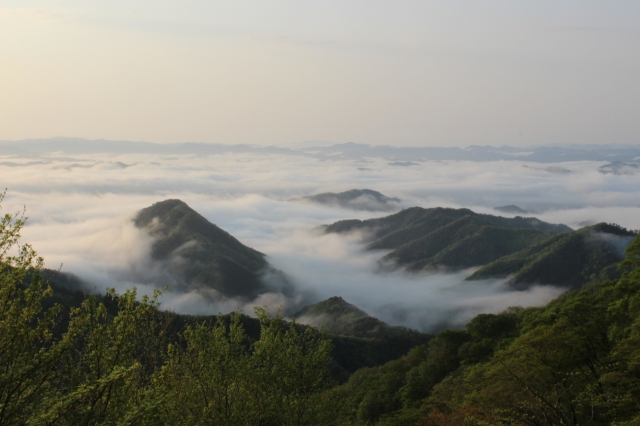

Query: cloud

[2,147,639,332]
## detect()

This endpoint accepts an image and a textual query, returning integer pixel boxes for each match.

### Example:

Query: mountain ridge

[322,207,636,288]
[291,189,400,212]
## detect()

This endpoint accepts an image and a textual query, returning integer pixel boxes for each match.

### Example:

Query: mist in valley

[2,145,639,332]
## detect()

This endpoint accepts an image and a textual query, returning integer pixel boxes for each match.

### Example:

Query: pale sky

[1,1,639,147]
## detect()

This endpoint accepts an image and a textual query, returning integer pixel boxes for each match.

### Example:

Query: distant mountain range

[321,207,637,289]
[291,189,401,212]
[2,137,640,164]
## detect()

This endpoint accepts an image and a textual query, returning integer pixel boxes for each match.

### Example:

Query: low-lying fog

[3,149,640,332]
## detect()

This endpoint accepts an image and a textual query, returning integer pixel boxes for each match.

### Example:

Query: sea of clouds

[2,146,639,332]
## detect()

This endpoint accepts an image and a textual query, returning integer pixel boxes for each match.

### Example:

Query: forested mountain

[40,272,429,383]
[321,206,571,244]
[134,199,288,299]
[3,194,640,424]
[291,189,401,211]
[332,234,640,425]
[468,222,635,288]
[322,207,636,288]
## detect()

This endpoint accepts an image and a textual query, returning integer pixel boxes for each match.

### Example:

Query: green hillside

[5,195,640,424]
[331,234,640,425]
[134,199,271,298]
[323,207,636,289]
[379,216,554,272]
[322,207,570,250]
[41,276,428,384]
[468,223,636,288]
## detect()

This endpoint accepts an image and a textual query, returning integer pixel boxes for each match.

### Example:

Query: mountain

[333,235,640,425]
[377,217,554,272]
[293,296,423,339]
[133,199,278,299]
[322,207,570,271]
[494,205,528,214]
[321,207,637,288]
[322,207,570,243]
[599,161,639,175]
[3,138,640,164]
[292,189,401,211]
[467,223,637,289]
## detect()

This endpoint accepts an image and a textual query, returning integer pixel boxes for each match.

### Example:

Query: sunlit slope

[379,216,554,271]
[468,223,636,288]
[323,207,636,288]
[134,199,269,298]
[323,207,569,247]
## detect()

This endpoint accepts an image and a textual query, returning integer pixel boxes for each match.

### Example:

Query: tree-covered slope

[379,216,554,272]
[333,234,640,425]
[468,223,637,288]
[134,199,272,298]
[323,207,635,289]
[322,207,571,249]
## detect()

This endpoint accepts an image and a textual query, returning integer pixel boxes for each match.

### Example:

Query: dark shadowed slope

[134,199,272,299]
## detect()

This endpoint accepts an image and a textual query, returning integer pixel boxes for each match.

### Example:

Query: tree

[32,288,165,425]
[151,312,252,425]
[0,194,72,425]
[150,308,336,426]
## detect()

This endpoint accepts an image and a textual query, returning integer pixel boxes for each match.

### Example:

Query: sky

[1,1,640,147]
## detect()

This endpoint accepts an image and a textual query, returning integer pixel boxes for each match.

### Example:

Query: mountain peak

[133,199,270,299]
[293,297,420,338]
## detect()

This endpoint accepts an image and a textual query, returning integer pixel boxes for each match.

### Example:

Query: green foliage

[0,197,70,424]
[146,308,337,425]
[325,207,635,289]
[0,196,337,425]
[32,288,167,425]
[469,223,637,288]
[5,193,640,425]
[334,234,640,425]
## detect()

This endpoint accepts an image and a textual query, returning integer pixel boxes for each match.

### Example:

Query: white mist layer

[1,151,638,332]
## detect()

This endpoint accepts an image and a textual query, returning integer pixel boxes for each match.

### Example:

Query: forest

[3,197,640,426]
